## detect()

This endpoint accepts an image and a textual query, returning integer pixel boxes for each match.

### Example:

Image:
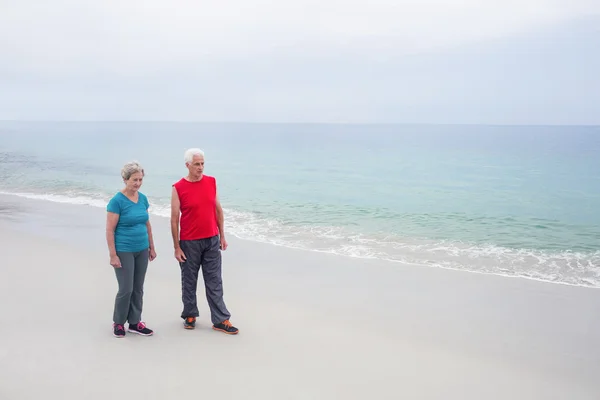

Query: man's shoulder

[203,175,218,190]
[172,177,187,187]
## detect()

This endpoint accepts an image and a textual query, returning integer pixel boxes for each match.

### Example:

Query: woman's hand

[149,248,157,261]
[110,254,121,268]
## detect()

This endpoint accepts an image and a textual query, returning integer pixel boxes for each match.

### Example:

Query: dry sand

[0,194,599,399]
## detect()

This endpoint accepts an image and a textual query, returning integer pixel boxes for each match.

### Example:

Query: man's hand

[174,247,186,262]
[220,236,228,251]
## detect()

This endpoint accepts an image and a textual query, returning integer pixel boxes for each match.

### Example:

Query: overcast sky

[1,0,599,124]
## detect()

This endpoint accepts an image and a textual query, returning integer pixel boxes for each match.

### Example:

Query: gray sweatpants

[113,249,149,325]
[179,235,231,324]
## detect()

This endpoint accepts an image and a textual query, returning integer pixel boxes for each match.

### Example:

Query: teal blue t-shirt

[107,191,150,253]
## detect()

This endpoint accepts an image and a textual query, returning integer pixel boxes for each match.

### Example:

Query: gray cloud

[1,0,599,123]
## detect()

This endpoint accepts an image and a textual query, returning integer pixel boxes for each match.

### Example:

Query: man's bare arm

[215,191,225,238]
[170,186,181,249]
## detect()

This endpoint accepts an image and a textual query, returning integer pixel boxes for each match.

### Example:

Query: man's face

[186,155,204,178]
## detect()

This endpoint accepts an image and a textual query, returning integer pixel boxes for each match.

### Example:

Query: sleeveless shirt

[173,176,219,241]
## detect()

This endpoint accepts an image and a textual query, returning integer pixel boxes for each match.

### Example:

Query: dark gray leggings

[113,249,149,325]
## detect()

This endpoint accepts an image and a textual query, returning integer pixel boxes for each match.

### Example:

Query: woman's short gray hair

[184,148,205,164]
[121,161,145,181]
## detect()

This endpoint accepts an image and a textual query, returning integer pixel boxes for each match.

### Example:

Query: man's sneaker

[127,322,154,336]
[113,323,126,338]
[183,317,196,330]
[213,320,239,335]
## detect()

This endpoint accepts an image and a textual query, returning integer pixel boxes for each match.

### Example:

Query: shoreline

[0,191,598,289]
[1,193,599,398]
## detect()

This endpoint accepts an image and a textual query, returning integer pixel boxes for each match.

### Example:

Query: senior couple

[105,148,238,338]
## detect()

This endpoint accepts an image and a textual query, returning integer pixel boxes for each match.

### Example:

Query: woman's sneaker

[113,323,126,338]
[127,322,154,336]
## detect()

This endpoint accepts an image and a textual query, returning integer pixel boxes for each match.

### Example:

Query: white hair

[184,148,205,164]
[121,161,144,181]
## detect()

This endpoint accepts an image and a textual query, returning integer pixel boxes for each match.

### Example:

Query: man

[170,147,239,334]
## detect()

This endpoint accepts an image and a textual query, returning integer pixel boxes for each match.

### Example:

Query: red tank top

[173,176,219,241]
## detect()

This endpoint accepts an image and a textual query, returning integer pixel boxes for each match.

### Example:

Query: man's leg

[201,236,237,334]
[179,240,202,321]
[113,252,135,337]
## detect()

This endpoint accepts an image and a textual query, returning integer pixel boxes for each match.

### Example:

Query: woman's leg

[127,248,149,325]
[113,252,135,326]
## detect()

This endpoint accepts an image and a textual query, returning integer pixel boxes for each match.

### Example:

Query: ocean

[1,121,599,287]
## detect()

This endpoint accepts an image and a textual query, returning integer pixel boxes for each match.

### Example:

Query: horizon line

[1,119,599,128]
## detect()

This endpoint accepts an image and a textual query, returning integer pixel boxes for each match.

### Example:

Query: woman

[106,161,157,338]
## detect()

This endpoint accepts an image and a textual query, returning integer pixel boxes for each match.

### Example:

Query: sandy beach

[1,193,599,400]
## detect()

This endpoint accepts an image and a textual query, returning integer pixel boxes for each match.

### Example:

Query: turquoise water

[1,121,599,286]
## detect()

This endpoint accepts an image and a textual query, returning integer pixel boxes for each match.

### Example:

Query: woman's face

[125,171,143,192]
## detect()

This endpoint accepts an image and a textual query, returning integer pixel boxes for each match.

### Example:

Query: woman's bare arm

[146,219,155,251]
[106,212,119,257]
